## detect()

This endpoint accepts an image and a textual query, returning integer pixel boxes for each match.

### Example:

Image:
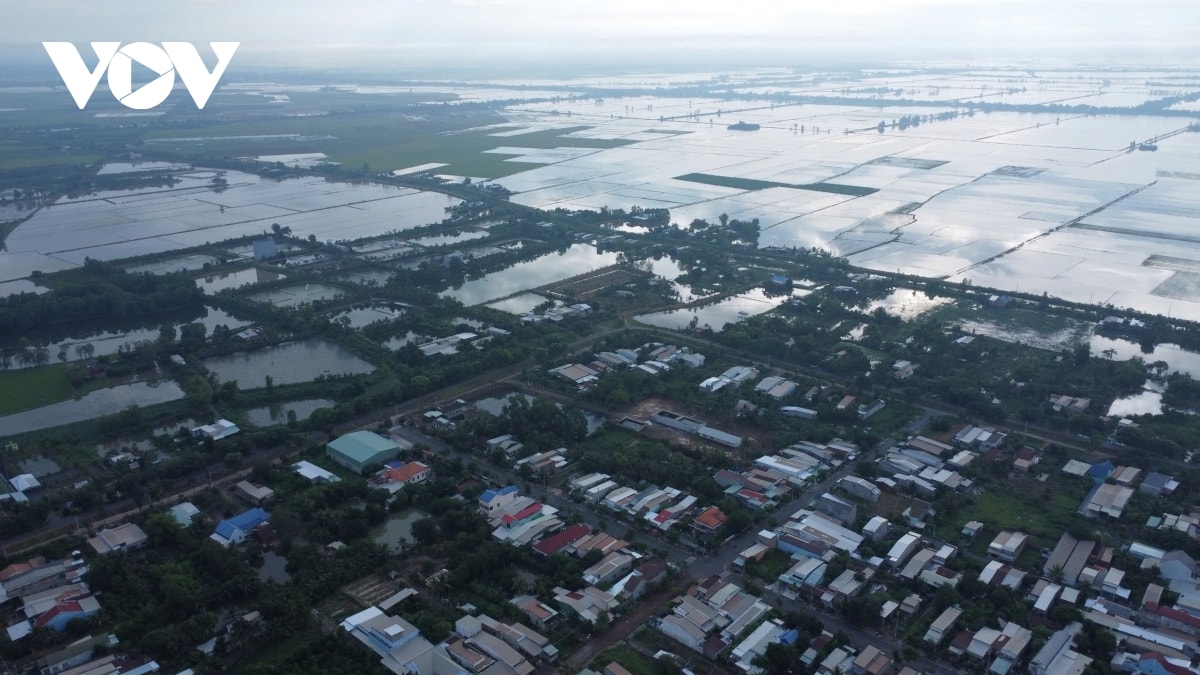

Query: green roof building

[326,431,400,473]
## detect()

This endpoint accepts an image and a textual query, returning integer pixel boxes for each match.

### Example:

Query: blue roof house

[211,508,270,547]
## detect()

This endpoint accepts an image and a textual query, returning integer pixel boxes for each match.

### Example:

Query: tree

[411,517,440,547]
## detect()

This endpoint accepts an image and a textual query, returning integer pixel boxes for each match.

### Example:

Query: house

[553,586,617,624]
[1044,533,1096,587]
[533,523,591,558]
[375,461,432,492]
[692,507,728,536]
[9,474,41,493]
[35,597,101,632]
[925,607,962,645]
[1140,472,1179,497]
[1029,623,1091,675]
[887,532,922,568]
[583,552,635,587]
[962,521,984,538]
[192,419,240,441]
[510,595,560,629]
[1050,395,1091,414]
[988,531,1029,563]
[211,508,269,547]
[863,516,891,541]
[840,476,880,502]
[87,523,148,555]
[235,481,274,506]
[169,502,200,527]
[326,431,401,473]
[851,644,893,675]
[293,460,340,484]
[1080,482,1134,518]
[479,486,519,514]
[815,492,857,524]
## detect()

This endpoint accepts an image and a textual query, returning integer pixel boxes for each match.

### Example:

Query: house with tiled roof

[35,596,100,632]
[691,506,727,536]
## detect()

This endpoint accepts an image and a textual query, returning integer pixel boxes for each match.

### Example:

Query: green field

[0,364,74,415]
[958,476,1090,544]
[146,116,634,178]
[676,172,879,196]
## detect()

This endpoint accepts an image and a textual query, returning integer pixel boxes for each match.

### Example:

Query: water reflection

[1090,335,1200,377]
[866,289,952,320]
[634,288,788,332]
[203,339,375,388]
[374,509,429,553]
[245,399,334,427]
[441,244,619,305]
[1107,389,1164,417]
[195,267,285,293]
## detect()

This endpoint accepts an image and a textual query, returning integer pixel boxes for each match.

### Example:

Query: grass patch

[930,303,1093,352]
[675,172,878,197]
[0,364,75,415]
[957,476,1090,544]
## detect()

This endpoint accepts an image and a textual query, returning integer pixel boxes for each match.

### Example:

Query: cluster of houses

[653,574,773,662]
[2,553,96,641]
[752,437,860,485]
[876,435,978,499]
[1062,460,1173,520]
[549,342,705,387]
[417,328,508,357]
[519,302,591,323]
[469,484,677,637]
[566,473,701,532]
[698,365,760,394]
[341,602,560,675]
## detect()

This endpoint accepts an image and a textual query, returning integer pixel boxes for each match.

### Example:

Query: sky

[1,0,1197,75]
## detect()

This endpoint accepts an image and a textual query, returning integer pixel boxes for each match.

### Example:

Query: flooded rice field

[1,168,460,281]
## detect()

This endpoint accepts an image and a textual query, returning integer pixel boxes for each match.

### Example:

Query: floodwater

[1090,335,1200,377]
[0,380,186,435]
[258,551,291,584]
[1107,387,1164,417]
[409,231,489,247]
[635,256,712,303]
[245,399,334,427]
[3,306,248,370]
[373,509,429,553]
[202,339,375,388]
[2,171,461,278]
[441,244,619,305]
[195,267,285,293]
[866,289,953,320]
[248,283,344,306]
[634,287,788,332]
[485,293,549,315]
[475,392,534,416]
[385,332,422,349]
[329,303,406,328]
